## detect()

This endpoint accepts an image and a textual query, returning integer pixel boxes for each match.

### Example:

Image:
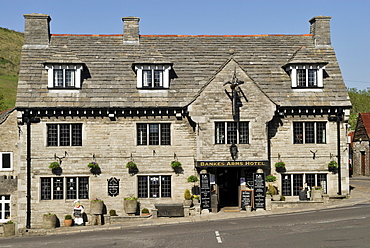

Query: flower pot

[52,167,62,176]
[128,167,139,175]
[275,167,286,173]
[90,200,104,214]
[64,219,73,227]
[173,166,183,174]
[43,214,57,229]
[90,167,101,175]
[2,223,15,237]
[124,199,138,214]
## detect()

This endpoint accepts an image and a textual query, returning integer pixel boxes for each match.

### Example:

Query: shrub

[124,196,138,201]
[266,174,276,182]
[187,175,198,183]
[268,184,277,195]
[171,161,182,168]
[87,162,99,169]
[109,209,117,216]
[49,162,60,169]
[65,214,72,220]
[126,161,137,169]
[275,161,285,168]
[184,189,192,200]
[141,208,149,214]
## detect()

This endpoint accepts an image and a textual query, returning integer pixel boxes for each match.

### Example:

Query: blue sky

[1,0,369,90]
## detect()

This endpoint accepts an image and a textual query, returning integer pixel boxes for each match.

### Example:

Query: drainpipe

[337,114,342,195]
[26,116,31,229]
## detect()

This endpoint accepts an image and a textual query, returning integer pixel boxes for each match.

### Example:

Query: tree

[348,88,370,130]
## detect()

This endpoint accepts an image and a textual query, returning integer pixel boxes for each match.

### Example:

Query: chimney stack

[23,13,51,46]
[309,16,332,47]
[122,17,140,44]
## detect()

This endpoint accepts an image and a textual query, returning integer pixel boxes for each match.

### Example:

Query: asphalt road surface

[2,203,370,248]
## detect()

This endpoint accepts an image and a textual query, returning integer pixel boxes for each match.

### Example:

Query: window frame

[0,152,12,171]
[0,195,11,223]
[137,123,171,146]
[134,64,171,89]
[45,64,83,89]
[293,122,326,144]
[286,64,325,89]
[40,177,89,200]
[215,121,249,144]
[47,123,83,147]
[137,175,172,198]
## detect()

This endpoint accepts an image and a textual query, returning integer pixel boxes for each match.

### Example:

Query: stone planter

[1,223,15,237]
[311,190,323,201]
[272,195,281,201]
[124,199,138,215]
[183,199,193,207]
[43,214,57,229]
[90,200,104,214]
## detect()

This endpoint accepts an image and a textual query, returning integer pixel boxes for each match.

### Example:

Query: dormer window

[134,64,171,89]
[45,64,83,89]
[286,64,325,89]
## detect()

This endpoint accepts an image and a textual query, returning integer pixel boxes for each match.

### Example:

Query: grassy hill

[0,27,23,111]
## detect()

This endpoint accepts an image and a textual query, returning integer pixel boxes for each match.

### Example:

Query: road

[2,202,370,248]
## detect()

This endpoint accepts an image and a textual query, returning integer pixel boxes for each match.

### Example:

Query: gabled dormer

[284,46,328,89]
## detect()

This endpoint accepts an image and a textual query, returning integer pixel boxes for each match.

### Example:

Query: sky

[1,0,369,90]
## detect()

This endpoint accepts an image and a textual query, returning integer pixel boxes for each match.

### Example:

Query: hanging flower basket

[187,175,199,183]
[275,161,286,173]
[266,174,277,182]
[171,161,183,173]
[328,161,338,173]
[49,162,62,175]
[126,161,138,174]
[87,162,101,175]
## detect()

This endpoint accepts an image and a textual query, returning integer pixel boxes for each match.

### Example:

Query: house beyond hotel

[11,14,351,228]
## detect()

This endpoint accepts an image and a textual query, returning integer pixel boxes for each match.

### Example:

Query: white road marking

[215,231,222,243]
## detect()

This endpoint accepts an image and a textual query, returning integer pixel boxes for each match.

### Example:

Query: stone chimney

[122,17,140,44]
[23,13,51,46]
[309,16,332,47]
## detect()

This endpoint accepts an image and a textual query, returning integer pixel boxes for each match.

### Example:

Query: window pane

[66,177,77,199]
[308,69,317,87]
[215,122,225,144]
[316,122,326,144]
[305,122,315,143]
[149,124,159,145]
[143,70,152,87]
[2,153,11,169]
[154,70,163,87]
[161,124,171,145]
[149,176,160,198]
[317,174,327,193]
[47,124,58,146]
[137,124,147,145]
[78,177,89,199]
[239,122,249,144]
[53,177,64,200]
[71,124,82,146]
[41,178,52,200]
[282,174,291,196]
[305,174,315,189]
[297,69,306,87]
[138,176,148,198]
[59,124,70,146]
[293,174,303,196]
[293,122,303,144]
[161,176,171,197]
[54,69,63,87]
[227,122,237,144]
[65,69,75,87]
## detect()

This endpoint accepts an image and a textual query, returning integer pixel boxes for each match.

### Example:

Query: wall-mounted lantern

[230,143,238,160]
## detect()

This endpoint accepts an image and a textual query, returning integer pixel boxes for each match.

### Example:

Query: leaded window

[41,177,89,200]
[137,123,171,146]
[215,122,249,144]
[47,124,82,146]
[138,175,171,198]
[293,122,326,144]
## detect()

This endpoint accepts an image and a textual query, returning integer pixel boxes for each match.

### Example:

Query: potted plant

[266,174,276,182]
[141,208,150,216]
[275,161,286,172]
[90,198,104,215]
[311,186,324,201]
[43,213,57,229]
[183,189,193,207]
[328,161,338,173]
[171,160,183,173]
[192,194,200,204]
[187,175,198,183]
[49,161,62,175]
[126,161,138,174]
[64,214,73,227]
[2,220,15,237]
[124,196,138,215]
[87,162,101,175]
[109,209,118,216]
[268,184,280,201]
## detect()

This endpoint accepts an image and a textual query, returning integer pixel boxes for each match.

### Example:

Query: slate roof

[354,113,370,141]
[16,32,351,109]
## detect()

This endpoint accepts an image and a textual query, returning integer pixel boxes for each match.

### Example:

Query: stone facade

[9,13,352,229]
[351,113,370,176]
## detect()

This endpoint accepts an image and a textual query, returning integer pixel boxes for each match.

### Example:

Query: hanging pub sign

[200,173,211,210]
[253,173,265,210]
[107,177,120,197]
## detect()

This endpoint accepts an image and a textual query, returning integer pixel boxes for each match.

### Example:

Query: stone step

[222,207,240,212]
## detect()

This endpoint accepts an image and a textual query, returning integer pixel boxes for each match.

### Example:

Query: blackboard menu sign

[241,190,253,209]
[200,173,211,210]
[253,173,265,209]
[107,177,120,197]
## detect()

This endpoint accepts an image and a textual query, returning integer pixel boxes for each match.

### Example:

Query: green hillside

[0,27,23,111]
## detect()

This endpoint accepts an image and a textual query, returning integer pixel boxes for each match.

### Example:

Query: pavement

[14,177,370,237]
